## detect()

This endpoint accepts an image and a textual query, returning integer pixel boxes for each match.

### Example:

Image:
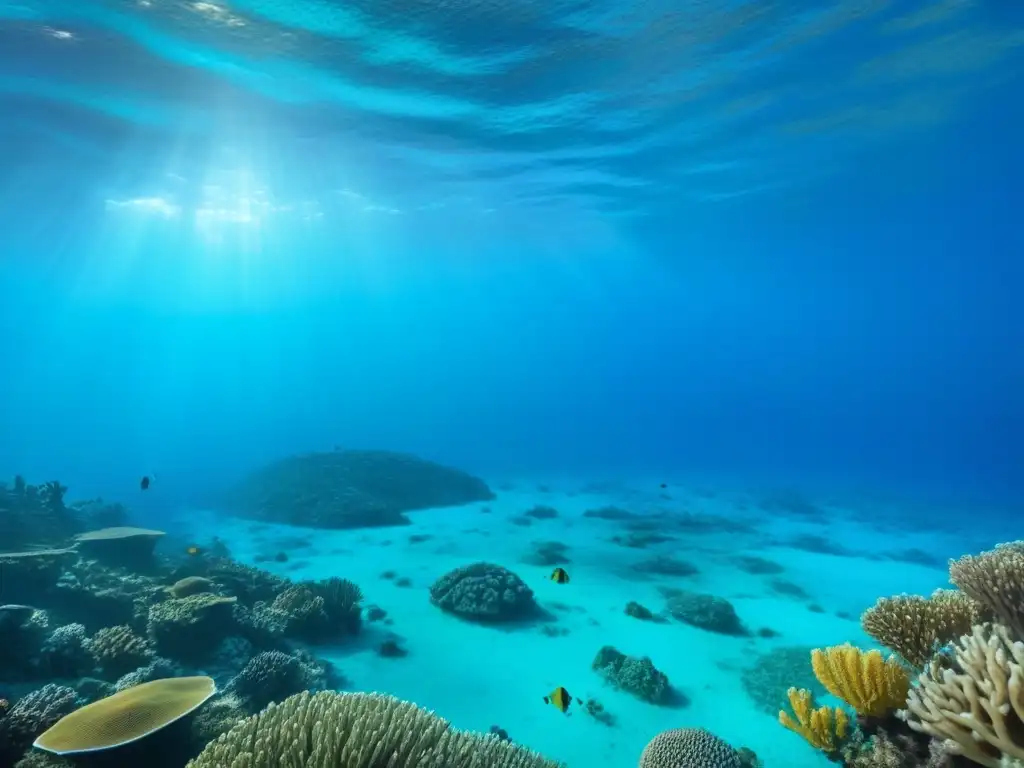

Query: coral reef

[185,690,560,767]
[591,646,672,705]
[429,562,539,622]
[221,450,495,529]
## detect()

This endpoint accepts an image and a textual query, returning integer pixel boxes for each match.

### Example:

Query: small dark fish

[185,545,201,557]
[140,476,151,490]
[659,483,667,489]
[550,567,570,585]
[543,686,582,715]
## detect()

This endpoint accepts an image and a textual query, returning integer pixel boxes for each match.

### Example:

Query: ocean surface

[0,0,1022,766]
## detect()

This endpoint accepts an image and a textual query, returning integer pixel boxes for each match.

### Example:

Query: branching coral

[779,687,849,754]
[185,690,560,768]
[949,543,1024,641]
[861,589,986,668]
[900,623,1024,767]
[811,643,910,717]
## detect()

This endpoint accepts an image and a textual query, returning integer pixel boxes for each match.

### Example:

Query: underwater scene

[1,0,1022,766]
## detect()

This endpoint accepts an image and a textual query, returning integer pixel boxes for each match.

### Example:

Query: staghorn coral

[315,577,363,635]
[900,623,1024,767]
[861,589,987,668]
[429,562,539,623]
[811,643,910,717]
[86,624,154,678]
[949,543,1024,641]
[779,687,849,754]
[185,690,560,768]
[638,727,743,768]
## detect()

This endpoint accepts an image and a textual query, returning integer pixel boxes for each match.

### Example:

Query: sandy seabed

[174,478,992,768]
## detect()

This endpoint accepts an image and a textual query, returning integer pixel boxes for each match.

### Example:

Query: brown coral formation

[949,543,1024,640]
[861,589,986,668]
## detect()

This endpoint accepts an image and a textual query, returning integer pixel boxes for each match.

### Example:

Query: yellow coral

[779,687,849,753]
[811,643,910,717]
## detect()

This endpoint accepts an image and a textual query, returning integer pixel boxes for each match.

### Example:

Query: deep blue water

[0,0,1021,523]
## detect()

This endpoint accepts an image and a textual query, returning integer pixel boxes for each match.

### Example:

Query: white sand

[175,479,977,768]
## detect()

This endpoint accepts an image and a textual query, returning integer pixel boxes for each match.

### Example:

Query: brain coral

[186,690,559,768]
[639,728,742,768]
[429,562,538,622]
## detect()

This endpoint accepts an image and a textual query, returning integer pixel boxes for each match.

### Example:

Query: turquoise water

[0,0,1022,766]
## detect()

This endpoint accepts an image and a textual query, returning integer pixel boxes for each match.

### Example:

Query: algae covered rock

[666,590,748,636]
[222,450,495,530]
[591,645,672,705]
[429,562,538,623]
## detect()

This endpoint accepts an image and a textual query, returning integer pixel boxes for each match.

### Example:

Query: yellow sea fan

[779,687,849,753]
[811,643,910,717]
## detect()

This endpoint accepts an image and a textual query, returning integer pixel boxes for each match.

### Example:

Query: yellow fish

[549,567,570,584]
[543,686,582,715]
[185,545,202,557]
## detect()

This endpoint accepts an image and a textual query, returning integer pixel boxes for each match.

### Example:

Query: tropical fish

[550,567,570,584]
[185,545,202,557]
[543,686,582,715]
[140,476,151,491]
[659,482,667,489]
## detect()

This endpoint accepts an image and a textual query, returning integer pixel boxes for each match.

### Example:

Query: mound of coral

[429,562,539,623]
[776,539,1024,768]
[220,450,495,529]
